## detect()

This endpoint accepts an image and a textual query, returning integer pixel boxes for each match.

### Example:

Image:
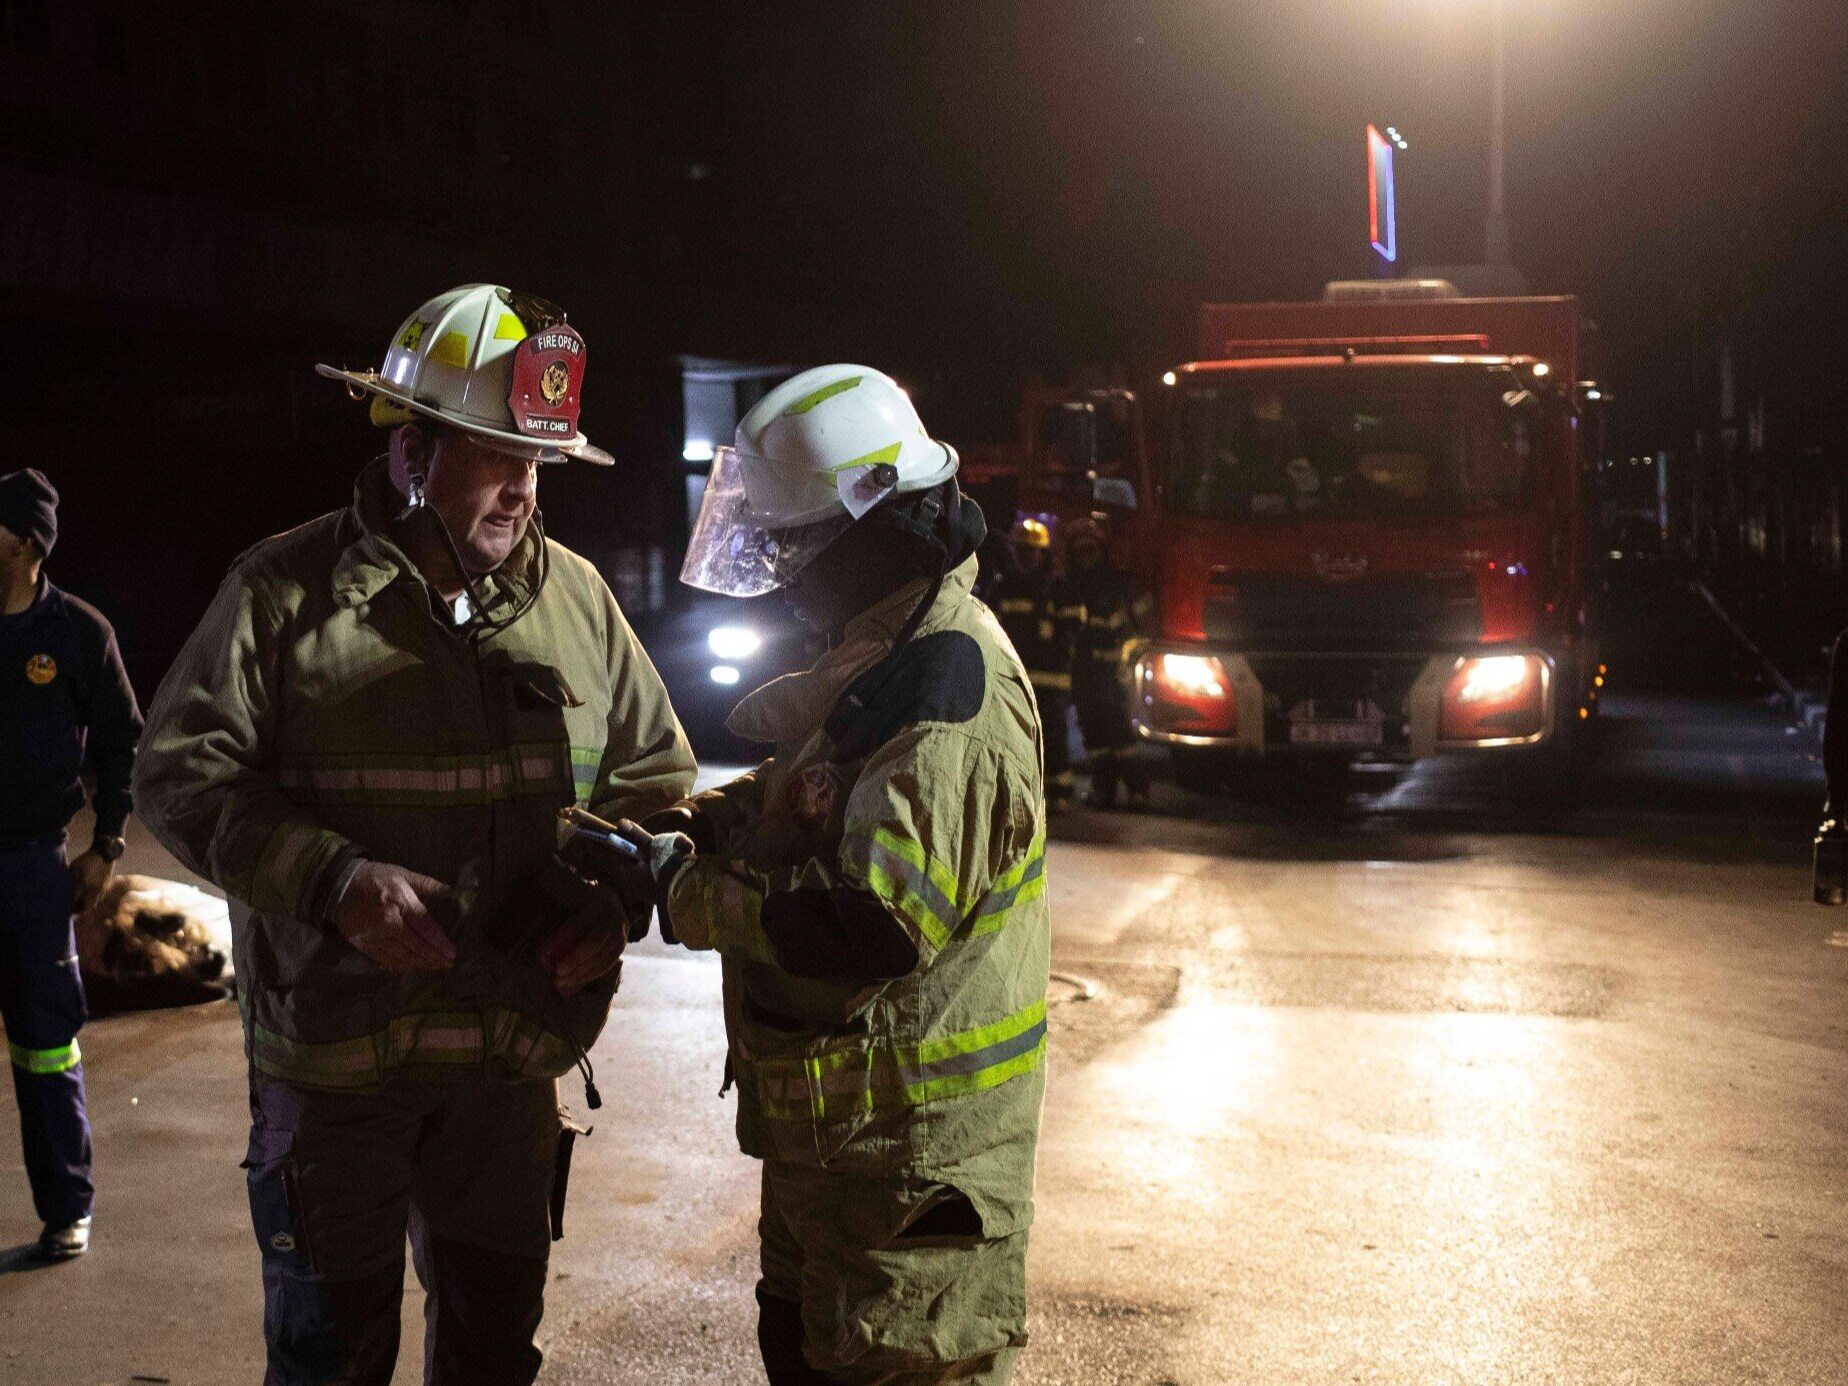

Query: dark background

[3,0,1843,691]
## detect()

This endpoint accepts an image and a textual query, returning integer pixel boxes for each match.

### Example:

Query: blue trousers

[0,835,94,1228]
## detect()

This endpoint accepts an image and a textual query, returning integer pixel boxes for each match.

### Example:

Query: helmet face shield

[680,446,853,597]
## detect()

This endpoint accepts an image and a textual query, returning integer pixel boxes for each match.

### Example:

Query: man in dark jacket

[0,468,142,1260]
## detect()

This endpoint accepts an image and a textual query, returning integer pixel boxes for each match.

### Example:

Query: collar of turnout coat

[325,456,543,622]
[726,556,980,745]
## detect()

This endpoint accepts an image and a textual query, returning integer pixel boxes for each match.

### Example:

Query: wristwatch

[91,835,127,864]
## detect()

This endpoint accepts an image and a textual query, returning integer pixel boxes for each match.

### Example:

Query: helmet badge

[539,360,571,406]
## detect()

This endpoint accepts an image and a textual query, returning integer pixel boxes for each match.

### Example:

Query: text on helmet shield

[508,324,587,439]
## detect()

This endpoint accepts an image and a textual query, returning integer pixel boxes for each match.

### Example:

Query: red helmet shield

[508,324,586,442]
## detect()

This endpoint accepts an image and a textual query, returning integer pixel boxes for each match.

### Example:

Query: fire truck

[985,281,1608,786]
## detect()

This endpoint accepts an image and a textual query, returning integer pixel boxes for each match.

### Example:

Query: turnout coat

[135,459,694,1090]
[668,558,1052,1236]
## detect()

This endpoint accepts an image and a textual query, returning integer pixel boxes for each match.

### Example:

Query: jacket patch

[826,630,986,760]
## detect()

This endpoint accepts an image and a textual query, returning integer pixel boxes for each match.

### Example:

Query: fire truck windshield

[1168,371,1537,522]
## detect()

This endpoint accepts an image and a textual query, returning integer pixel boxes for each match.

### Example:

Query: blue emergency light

[1367,124,1398,264]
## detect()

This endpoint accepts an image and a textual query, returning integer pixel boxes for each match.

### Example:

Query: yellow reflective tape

[990,835,1047,894]
[251,1006,577,1090]
[9,1039,81,1074]
[494,313,527,340]
[570,745,601,800]
[914,1034,1045,1104]
[369,394,415,427]
[970,843,1047,936]
[275,744,570,807]
[431,330,470,368]
[783,375,862,416]
[869,827,964,918]
[828,441,902,474]
[753,997,1049,1120]
[918,997,1046,1065]
[865,857,953,951]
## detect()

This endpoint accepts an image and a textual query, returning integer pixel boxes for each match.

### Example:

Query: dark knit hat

[0,469,58,557]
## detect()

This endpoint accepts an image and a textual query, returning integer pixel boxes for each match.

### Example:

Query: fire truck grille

[1245,654,1429,751]
[1203,574,1482,652]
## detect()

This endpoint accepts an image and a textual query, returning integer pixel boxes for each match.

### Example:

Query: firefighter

[0,469,142,1260]
[133,285,695,1385]
[1064,516,1152,809]
[985,517,1081,809]
[643,364,1050,1383]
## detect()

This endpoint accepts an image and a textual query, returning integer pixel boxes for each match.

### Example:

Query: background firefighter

[1064,515,1152,809]
[645,364,1051,1384]
[984,517,1082,811]
[132,285,695,1386]
[0,468,142,1261]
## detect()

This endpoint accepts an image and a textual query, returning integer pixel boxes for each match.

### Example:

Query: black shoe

[37,1216,91,1260]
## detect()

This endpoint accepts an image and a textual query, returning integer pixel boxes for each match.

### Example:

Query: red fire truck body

[1132,284,1601,770]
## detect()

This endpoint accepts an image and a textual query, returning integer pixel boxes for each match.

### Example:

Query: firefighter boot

[1084,751,1121,809]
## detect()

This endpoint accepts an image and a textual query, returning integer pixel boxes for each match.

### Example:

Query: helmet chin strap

[819,485,974,744]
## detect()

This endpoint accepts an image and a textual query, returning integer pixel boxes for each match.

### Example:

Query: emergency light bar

[1323,279,1462,303]
[1209,333,1492,360]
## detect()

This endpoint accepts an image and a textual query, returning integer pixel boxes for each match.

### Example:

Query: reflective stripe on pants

[0,834,93,1227]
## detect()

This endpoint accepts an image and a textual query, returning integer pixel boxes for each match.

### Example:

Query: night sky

[677,0,1846,442]
[8,0,1845,684]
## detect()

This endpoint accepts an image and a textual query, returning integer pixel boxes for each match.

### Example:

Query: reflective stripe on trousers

[9,1037,80,1073]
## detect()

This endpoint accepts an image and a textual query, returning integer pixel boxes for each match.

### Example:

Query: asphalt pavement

[2,574,1843,1384]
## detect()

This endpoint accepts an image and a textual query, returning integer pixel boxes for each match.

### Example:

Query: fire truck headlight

[1138,650,1237,736]
[1441,655,1547,743]
[709,664,741,686]
[1157,654,1227,700]
[1456,655,1531,703]
[708,625,762,660]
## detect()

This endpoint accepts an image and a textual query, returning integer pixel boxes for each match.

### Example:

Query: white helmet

[316,284,612,465]
[680,364,959,597]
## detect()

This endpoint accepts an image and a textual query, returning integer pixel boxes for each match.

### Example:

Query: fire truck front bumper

[1131,647,1560,758]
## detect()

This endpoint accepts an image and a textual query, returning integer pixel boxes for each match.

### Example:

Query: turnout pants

[1028,679,1073,806]
[756,1160,1028,1385]
[1074,668,1148,803]
[0,835,93,1229]
[245,1070,570,1386]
